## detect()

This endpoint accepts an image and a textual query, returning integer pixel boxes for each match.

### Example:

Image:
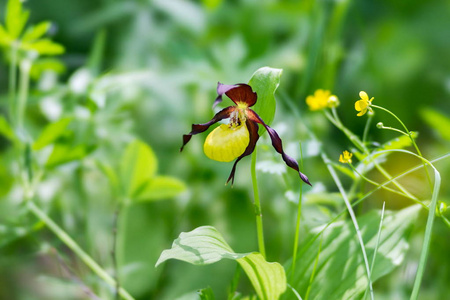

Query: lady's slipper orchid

[181,83,311,186]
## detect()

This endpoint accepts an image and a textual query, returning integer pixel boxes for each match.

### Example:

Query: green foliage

[198,286,215,300]
[157,226,287,299]
[33,117,72,150]
[288,205,421,300]
[248,67,282,133]
[237,253,287,300]
[420,108,450,141]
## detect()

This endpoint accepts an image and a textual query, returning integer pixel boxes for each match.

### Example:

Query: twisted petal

[213,82,257,108]
[213,83,239,108]
[247,109,312,186]
[181,106,236,151]
[226,119,259,185]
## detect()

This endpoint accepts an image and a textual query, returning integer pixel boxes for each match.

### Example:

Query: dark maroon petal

[247,109,312,186]
[225,84,257,107]
[213,82,239,108]
[181,106,236,152]
[226,119,260,185]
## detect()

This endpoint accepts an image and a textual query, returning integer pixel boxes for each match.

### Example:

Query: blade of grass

[321,152,374,300]
[364,201,386,300]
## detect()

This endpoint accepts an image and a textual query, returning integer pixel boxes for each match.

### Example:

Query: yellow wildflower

[339,150,353,164]
[355,91,374,116]
[306,89,339,111]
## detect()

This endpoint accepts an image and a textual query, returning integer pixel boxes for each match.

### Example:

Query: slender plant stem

[304,235,323,300]
[321,152,374,300]
[27,200,135,300]
[362,114,373,144]
[251,149,266,258]
[378,125,408,136]
[291,144,304,281]
[112,206,122,300]
[9,44,18,126]
[327,109,418,201]
[364,201,386,300]
[17,58,31,130]
[372,104,433,190]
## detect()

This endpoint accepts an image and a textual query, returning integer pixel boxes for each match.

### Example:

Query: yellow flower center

[203,123,250,162]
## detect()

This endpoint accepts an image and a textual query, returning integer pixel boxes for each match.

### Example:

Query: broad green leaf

[287,205,421,300]
[135,175,186,202]
[120,140,158,199]
[420,107,450,141]
[156,226,287,299]
[6,0,29,39]
[155,226,248,267]
[0,25,12,46]
[23,39,65,55]
[248,67,282,134]
[33,117,72,150]
[46,143,94,167]
[198,286,215,300]
[22,21,51,42]
[237,253,287,300]
[0,115,16,142]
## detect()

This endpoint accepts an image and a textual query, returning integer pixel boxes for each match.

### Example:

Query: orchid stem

[251,149,266,258]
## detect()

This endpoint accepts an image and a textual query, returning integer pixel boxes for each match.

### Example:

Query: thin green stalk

[321,152,374,300]
[27,200,135,300]
[372,104,433,190]
[304,235,323,300]
[327,109,418,201]
[291,144,304,281]
[378,125,408,136]
[348,163,424,206]
[362,114,373,144]
[251,149,266,258]
[17,58,31,130]
[9,43,18,125]
[370,150,440,300]
[363,201,386,300]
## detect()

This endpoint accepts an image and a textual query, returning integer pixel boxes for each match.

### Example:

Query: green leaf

[0,115,16,142]
[420,107,450,141]
[22,39,65,55]
[0,25,12,46]
[248,67,282,133]
[156,226,287,300]
[6,0,29,39]
[198,286,215,300]
[22,21,51,42]
[95,160,120,195]
[288,205,421,300]
[120,140,158,199]
[30,58,66,80]
[46,143,94,167]
[155,226,248,267]
[33,117,72,150]
[237,253,287,300]
[135,175,186,202]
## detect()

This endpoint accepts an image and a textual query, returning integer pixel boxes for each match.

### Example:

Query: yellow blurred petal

[355,100,367,111]
[357,109,367,117]
[359,91,368,101]
[204,123,249,162]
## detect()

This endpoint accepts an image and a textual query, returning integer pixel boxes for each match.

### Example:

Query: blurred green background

[0,0,449,299]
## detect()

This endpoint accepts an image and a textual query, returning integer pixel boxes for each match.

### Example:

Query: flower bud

[327,95,340,108]
[376,122,384,129]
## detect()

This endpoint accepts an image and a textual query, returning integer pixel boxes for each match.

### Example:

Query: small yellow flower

[306,89,339,111]
[355,91,374,116]
[339,150,353,164]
